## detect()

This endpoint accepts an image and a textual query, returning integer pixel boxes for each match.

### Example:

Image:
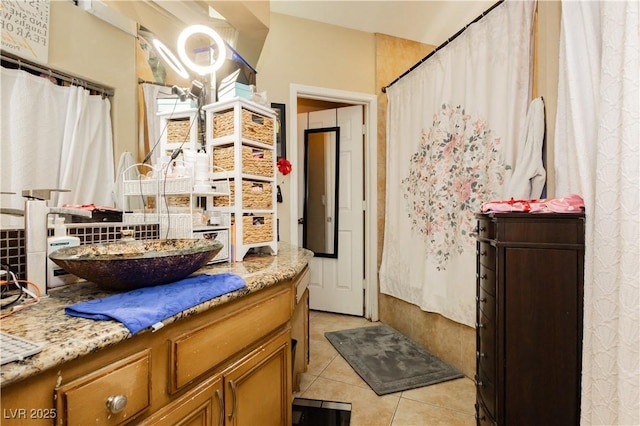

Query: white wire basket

[122,164,158,196]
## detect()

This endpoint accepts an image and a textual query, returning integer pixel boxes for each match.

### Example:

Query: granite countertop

[0,242,313,387]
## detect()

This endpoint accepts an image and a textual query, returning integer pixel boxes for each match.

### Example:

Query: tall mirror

[303,127,340,258]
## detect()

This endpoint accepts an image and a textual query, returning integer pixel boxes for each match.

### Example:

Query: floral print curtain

[380,0,536,326]
[402,105,510,269]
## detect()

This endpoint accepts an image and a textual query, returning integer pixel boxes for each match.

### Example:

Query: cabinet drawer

[497,216,585,244]
[477,218,496,239]
[477,312,495,360]
[477,335,496,385]
[170,287,292,392]
[477,369,496,420]
[478,264,496,296]
[55,350,151,426]
[192,228,230,263]
[477,311,496,383]
[478,242,495,269]
[477,286,495,326]
[476,398,496,426]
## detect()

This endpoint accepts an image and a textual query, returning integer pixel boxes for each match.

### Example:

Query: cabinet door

[504,247,581,426]
[224,331,291,426]
[140,375,224,426]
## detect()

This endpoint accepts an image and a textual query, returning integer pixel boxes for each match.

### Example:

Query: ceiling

[269,1,496,46]
[123,1,497,68]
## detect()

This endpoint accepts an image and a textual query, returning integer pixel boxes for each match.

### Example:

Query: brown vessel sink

[49,239,223,290]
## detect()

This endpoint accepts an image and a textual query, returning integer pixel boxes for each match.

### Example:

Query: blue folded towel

[65,273,246,334]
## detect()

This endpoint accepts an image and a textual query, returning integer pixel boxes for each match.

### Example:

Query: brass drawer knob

[106,395,128,414]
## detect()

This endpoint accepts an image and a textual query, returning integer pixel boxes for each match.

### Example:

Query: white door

[298,105,364,315]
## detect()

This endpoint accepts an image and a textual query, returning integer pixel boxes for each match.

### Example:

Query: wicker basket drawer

[213,145,274,177]
[242,214,274,244]
[214,180,273,210]
[167,118,192,144]
[213,108,274,145]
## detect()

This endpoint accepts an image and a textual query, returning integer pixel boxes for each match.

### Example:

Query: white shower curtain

[0,67,114,227]
[142,82,173,164]
[380,0,536,327]
[555,1,639,424]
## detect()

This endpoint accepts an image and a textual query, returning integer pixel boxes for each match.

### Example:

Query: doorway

[288,84,378,321]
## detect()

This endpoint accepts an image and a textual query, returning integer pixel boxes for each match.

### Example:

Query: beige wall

[535,1,562,197]
[256,12,376,243]
[257,13,376,99]
[49,1,137,163]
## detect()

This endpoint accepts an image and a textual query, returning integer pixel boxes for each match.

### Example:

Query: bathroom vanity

[0,243,312,426]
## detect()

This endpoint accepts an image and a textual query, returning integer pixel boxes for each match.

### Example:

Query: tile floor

[293,310,477,426]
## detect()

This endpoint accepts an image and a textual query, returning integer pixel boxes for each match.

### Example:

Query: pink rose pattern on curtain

[402,104,510,270]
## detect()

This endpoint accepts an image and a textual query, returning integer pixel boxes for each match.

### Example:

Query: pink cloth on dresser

[481,194,584,213]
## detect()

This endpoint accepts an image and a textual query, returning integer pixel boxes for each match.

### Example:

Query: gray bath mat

[325,324,463,395]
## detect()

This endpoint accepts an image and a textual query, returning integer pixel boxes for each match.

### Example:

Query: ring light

[177,25,227,76]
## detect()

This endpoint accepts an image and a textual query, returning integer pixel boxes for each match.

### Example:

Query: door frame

[288,83,378,321]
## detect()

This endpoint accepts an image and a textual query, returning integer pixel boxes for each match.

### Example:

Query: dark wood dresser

[474,212,585,426]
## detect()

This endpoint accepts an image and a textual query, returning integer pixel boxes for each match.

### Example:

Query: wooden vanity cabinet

[141,330,291,426]
[0,268,310,426]
[474,213,585,426]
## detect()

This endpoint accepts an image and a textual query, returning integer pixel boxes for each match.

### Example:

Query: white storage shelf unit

[157,109,199,159]
[203,98,278,261]
[121,163,231,263]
